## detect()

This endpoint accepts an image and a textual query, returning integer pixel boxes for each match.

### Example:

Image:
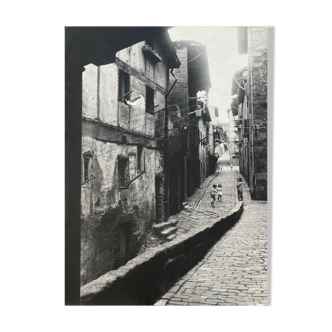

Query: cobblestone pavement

[154,177,268,306]
[145,161,241,251]
[196,165,237,212]
[171,165,239,236]
[172,166,238,234]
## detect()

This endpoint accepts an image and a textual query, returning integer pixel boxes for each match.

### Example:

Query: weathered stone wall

[127,76,145,133]
[81,136,160,285]
[249,27,267,199]
[80,202,243,305]
[198,117,208,184]
[167,47,188,159]
[82,64,98,119]
[81,39,169,286]
[167,46,189,211]
[154,41,168,89]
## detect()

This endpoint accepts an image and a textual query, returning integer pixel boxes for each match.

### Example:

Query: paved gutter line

[194,172,219,211]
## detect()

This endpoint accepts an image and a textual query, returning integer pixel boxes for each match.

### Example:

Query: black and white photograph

[65,26,268,306]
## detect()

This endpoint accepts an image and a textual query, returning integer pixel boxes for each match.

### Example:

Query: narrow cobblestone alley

[175,165,239,235]
[154,176,268,306]
[145,164,240,248]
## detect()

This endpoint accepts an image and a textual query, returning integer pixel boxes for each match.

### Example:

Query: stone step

[183,205,193,212]
[161,227,177,238]
[166,234,176,241]
[152,220,178,233]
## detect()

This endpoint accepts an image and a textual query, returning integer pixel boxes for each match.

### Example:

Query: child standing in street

[210,184,218,208]
[217,184,223,201]
[237,179,243,201]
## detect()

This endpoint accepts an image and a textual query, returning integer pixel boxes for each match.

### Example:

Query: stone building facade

[196,101,216,180]
[226,108,240,166]
[80,31,180,286]
[235,27,267,200]
[166,40,212,214]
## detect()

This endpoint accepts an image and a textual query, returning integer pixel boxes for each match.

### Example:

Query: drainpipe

[166,69,178,98]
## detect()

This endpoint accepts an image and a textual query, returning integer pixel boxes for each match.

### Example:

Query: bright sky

[168,27,248,124]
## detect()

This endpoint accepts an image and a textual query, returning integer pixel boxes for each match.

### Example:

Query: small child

[210,184,218,208]
[237,179,243,201]
[217,184,223,201]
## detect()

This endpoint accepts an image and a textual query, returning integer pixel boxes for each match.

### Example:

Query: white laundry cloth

[126,95,144,107]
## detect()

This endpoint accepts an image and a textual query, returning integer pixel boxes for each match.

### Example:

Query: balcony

[142,45,162,63]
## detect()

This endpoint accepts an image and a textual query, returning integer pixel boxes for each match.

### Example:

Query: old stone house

[231,67,249,175]
[166,40,212,214]
[227,107,240,166]
[195,100,216,180]
[234,27,267,199]
[80,31,180,286]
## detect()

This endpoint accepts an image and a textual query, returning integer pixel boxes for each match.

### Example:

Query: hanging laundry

[126,95,144,106]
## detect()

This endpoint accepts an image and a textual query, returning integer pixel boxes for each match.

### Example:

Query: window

[243,119,249,138]
[83,151,92,184]
[146,86,154,114]
[118,70,130,103]
[206,125,209,144]
[118,157,129,187]
[137,147,144,173]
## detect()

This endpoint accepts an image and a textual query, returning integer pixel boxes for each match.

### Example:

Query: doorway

[155,176,163,223]
[119,220,132,266]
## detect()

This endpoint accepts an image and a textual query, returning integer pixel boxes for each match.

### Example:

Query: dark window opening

[118,157,129,187]
[83,152,92,184]
[83,158,90,182]
[206,125,209,145]
[119,70,130,103]
[146,86,154,114]
[137,147,144,173]
[243,119,249,137]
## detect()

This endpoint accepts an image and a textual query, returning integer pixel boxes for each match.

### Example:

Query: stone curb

[80,202,244,305]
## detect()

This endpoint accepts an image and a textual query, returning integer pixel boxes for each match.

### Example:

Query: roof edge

[157,31,181,69]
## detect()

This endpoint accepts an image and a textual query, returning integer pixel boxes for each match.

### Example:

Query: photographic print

[65,26,268,306]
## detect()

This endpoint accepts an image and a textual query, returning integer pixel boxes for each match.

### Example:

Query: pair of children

[210,184,223,207]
